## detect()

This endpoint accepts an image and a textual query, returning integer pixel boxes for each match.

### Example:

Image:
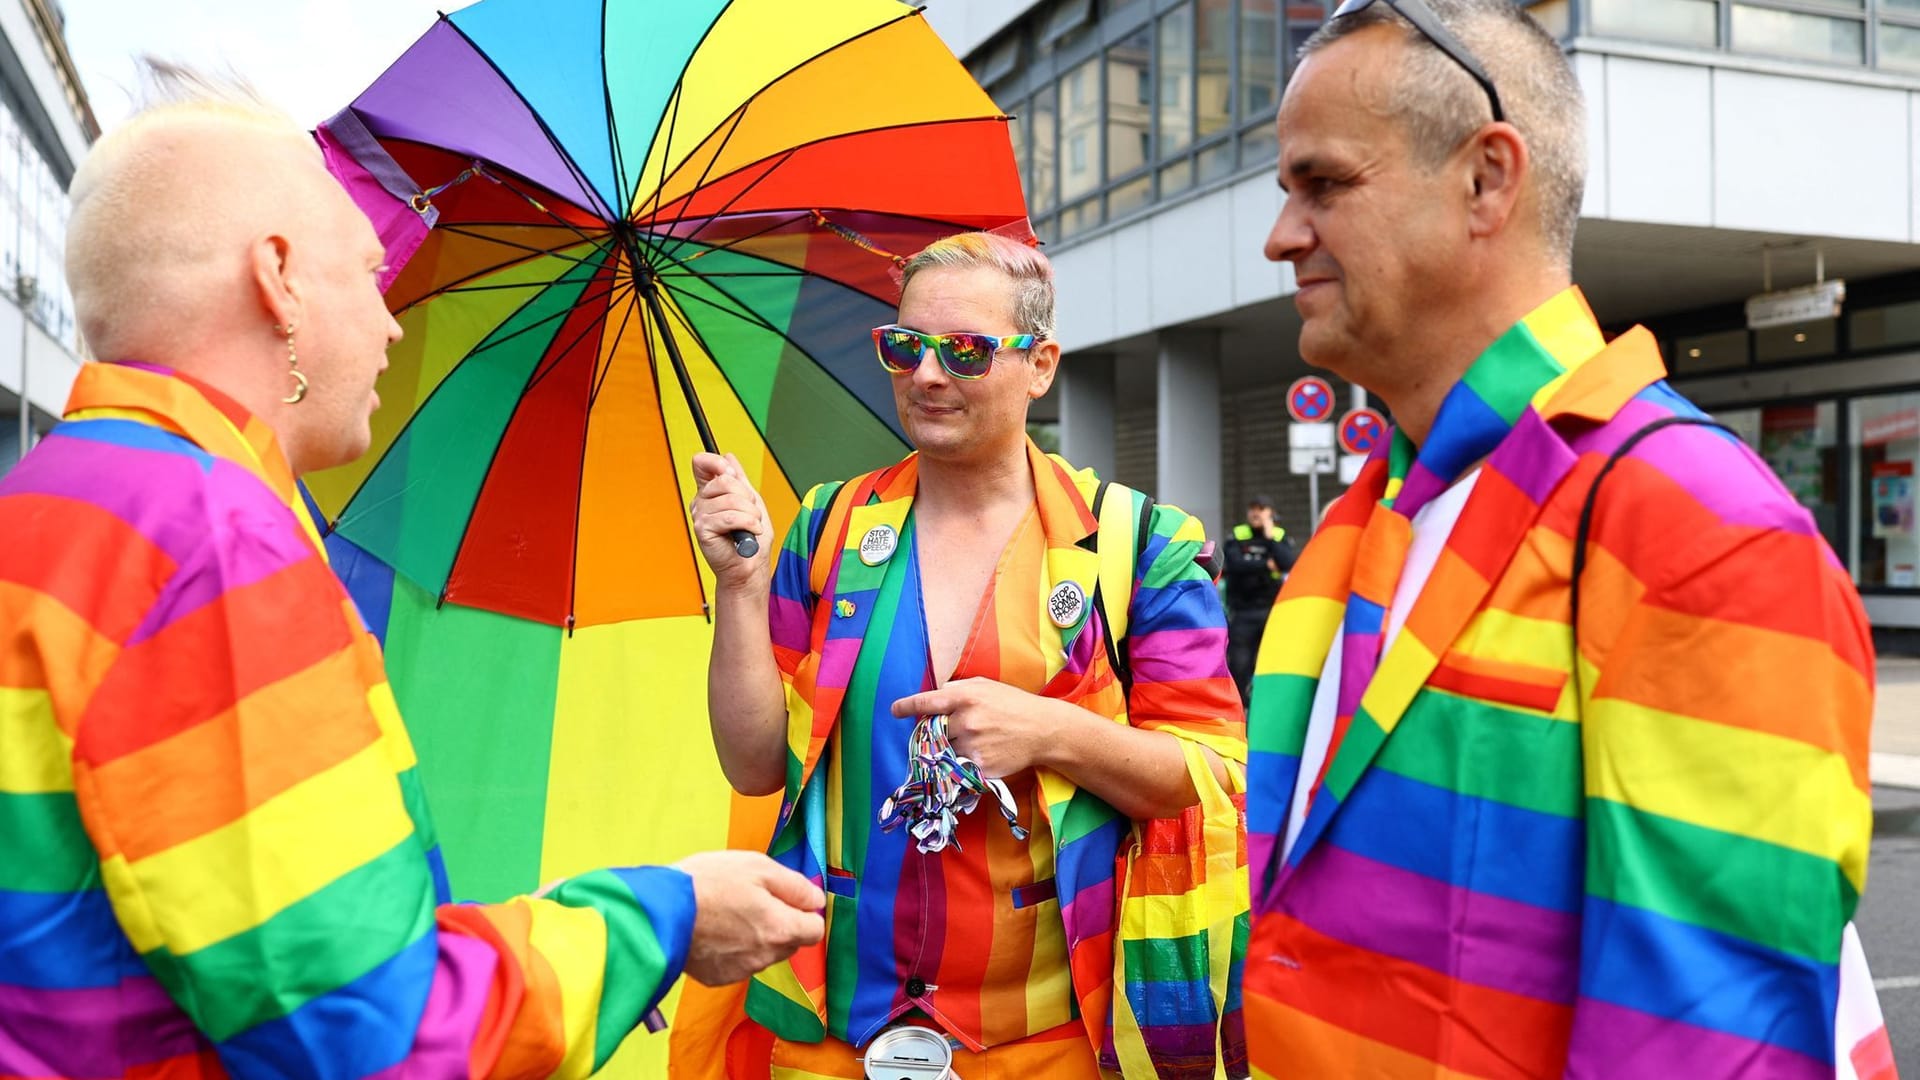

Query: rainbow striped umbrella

[305,1,1032,1073]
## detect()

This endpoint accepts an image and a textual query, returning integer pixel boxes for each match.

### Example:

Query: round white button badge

[859,524,899,566]
[1048,581,1087,628]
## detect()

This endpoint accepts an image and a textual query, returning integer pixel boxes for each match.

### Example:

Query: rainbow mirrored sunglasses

[871,325,1038,380]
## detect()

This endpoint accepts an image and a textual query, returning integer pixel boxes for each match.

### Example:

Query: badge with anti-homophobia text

[1048,580,1087,628]
[859,524,898,566]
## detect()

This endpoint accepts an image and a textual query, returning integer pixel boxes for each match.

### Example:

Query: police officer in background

[1222,495,1298,704]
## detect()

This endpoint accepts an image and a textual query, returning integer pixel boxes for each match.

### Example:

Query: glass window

[1884,0,1920,15]
[1110,174,1154,219]
[1755,317,1837,363]
[1673,328,1749,372]
[1198,139,1236,183]
[1720,402,1845,560]
[1158,4,1195,157]
[1061,57,1102,202]
[1285,0,1329,82]
[1730,6,1864,64]
[1198,0,1233,138]
[1006,98,1031,215]
[1879,23,1920,72]
[1853,392,1920,588]
[1589,0,1718,45]
[1160,158,1196,197]
[1241,120,1279,167]
[1850,300,1920,350]
[1241,0,1281,119]
[1030,83,1059,215]
[1527,0,1572,37]
[1059,196,1104,239]
[1108,27,1153,181]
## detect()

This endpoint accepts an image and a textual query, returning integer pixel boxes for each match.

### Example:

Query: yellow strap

[1109,741,1247,1078]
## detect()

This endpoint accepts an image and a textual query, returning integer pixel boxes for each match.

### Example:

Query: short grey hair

[1301,0,1586,266]
[899,231,1056,340]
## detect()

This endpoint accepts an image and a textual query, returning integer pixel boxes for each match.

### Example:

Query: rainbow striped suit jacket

[0,362,694,1079]
[1244,325,1877,1078]
[746,447,1248,1069]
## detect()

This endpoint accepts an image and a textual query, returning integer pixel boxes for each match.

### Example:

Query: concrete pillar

[1156,328,1223,537]
[1058,352,1117,480]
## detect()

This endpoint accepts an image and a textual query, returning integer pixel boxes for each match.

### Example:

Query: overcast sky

[63,0,475,131]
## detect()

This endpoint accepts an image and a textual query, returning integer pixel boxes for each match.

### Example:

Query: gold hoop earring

[276,322,307,404]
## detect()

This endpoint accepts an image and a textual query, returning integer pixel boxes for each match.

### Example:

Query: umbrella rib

[373,134,609,225]
[478,169,612,253]
[620,1,733,225]
[394,234,614,316]
[569,266,711,625]
[650,209,809,267]
[432,255,625,622]
[643,282,817,526]
[636,77,687,231]
[653,105,754,265]
[597,0,629,219]
[440,17,618,221]
[332,255,614,537]
[630,4,925,233]
[646,246,906,442]
[648,148,796,261]
[435,224,611,267]
[458,274,627,363]
[524,279,634,399]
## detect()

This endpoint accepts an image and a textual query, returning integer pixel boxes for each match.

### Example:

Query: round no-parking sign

[1287,376,1335,424]
[1339,408,1387,456]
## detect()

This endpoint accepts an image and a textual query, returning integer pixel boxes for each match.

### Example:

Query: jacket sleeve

[769,482,833,682]
[1565,459,1874,1076]
[69,506,695,1080]
[1123,500,1248,761]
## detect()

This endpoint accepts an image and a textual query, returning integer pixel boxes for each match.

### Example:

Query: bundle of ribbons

[878,714,1027,853]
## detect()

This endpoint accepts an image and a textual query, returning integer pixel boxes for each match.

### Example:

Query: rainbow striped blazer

[0,362,694,1079]
[1245,320,1878,1078]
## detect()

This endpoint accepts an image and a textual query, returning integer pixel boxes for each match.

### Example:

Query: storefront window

[1849,299,1920,350]
[1853,392,1920,589]
[1717,402,1845,558]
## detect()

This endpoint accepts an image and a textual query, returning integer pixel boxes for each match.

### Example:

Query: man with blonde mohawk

[0,64,823,1078]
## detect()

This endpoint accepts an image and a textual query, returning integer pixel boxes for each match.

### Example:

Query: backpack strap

[1570,415,1736,705]
[1089,479,1156,698]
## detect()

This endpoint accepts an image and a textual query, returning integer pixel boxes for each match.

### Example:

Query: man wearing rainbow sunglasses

[690,232,1248,1078]
[1244,0,1894,1075]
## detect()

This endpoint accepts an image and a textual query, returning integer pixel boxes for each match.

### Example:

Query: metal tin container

[860,1024,955,1080]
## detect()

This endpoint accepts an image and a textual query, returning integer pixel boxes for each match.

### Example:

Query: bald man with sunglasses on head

[1241,0,1892,1076]
[690,232,1247,1078]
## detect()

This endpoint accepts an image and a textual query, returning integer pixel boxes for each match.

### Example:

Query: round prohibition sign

[1287,376,1335,424]
[1339,408,1388,455]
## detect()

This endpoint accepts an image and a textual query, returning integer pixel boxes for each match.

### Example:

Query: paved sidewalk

[1875,656,1920,790]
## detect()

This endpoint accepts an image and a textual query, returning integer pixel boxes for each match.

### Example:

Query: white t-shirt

[1281,470,1480,861]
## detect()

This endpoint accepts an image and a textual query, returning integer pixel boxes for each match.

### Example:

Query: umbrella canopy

[309,2,1036,1075]
[308,0,1035,629]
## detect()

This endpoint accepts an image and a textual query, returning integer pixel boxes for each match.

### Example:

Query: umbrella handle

[732,530,760,559]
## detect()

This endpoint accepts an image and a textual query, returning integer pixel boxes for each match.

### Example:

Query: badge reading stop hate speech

[860,524,899,565]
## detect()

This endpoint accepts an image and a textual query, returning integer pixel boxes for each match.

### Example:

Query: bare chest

[916,509,1030,684]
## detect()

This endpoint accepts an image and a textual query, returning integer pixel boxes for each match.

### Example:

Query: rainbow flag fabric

[0,361,694,1079]
[744,442,1247,1072]
[1244,289,1882,1078]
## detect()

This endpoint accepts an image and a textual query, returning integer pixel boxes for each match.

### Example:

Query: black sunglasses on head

[1331,0,1505,124]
